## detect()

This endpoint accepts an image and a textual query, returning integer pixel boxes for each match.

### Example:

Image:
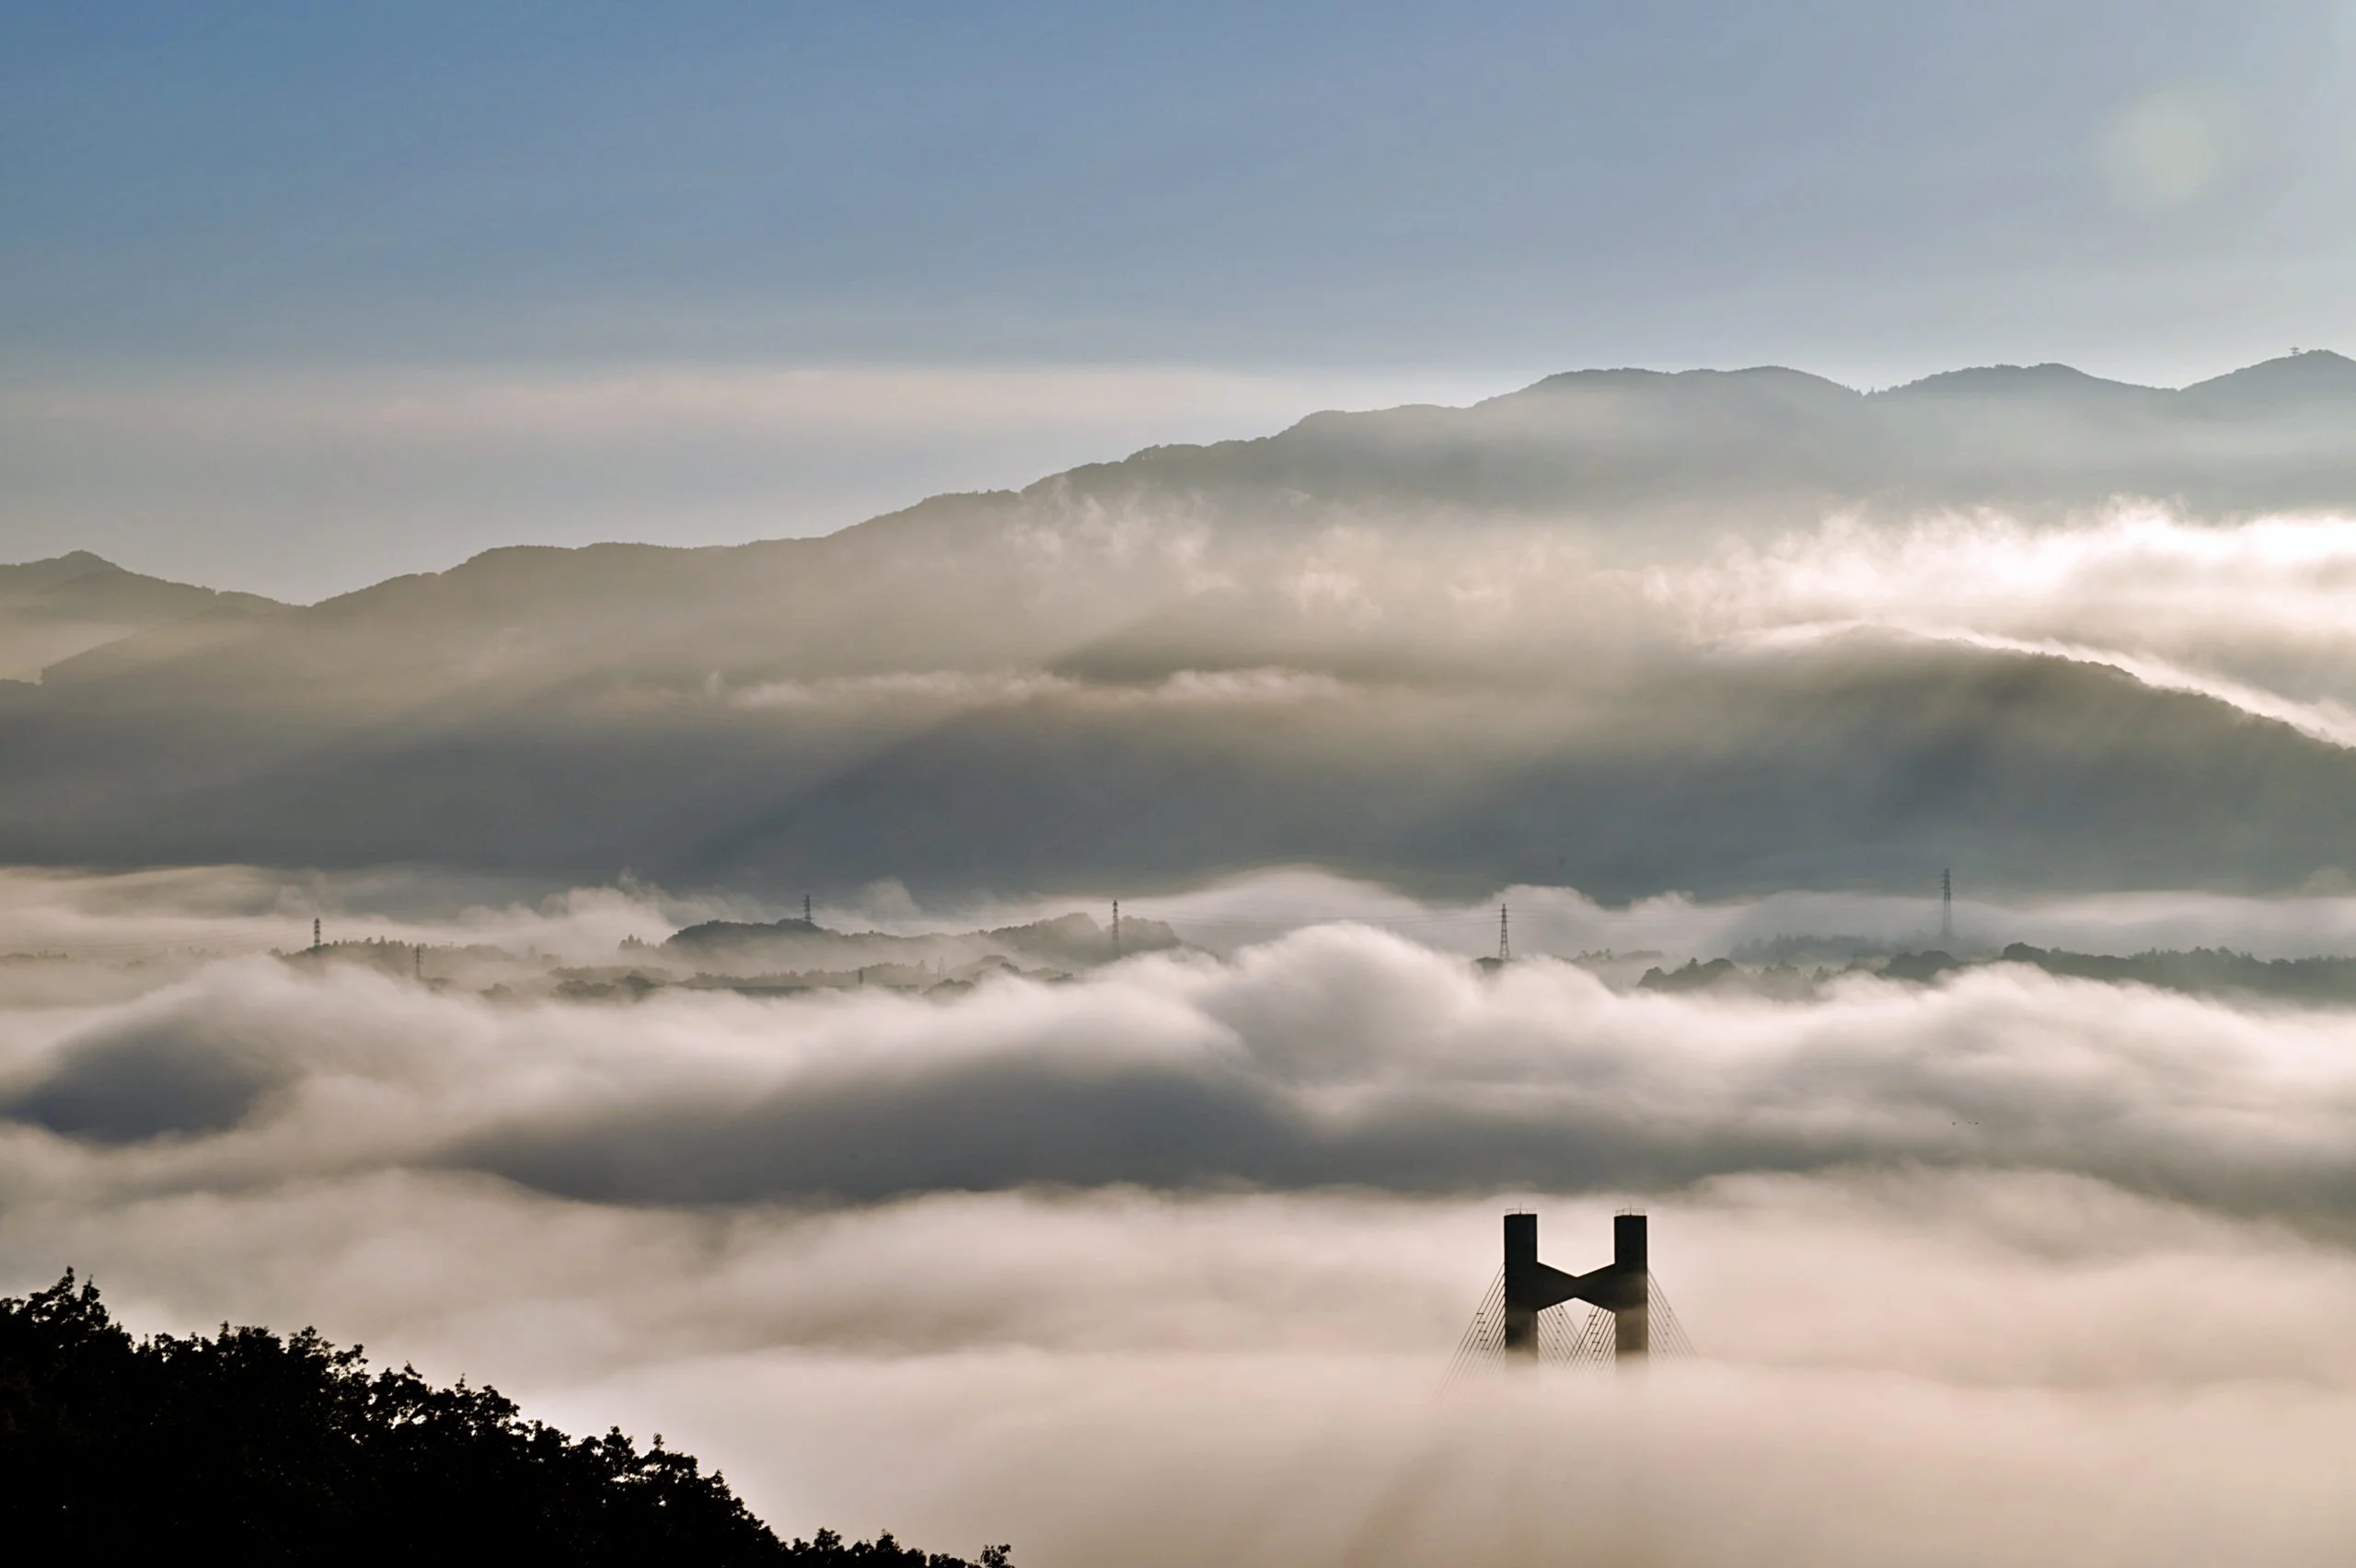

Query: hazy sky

[6,2,2355,595]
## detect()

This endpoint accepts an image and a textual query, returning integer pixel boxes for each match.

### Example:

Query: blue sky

[5,2,2353,595]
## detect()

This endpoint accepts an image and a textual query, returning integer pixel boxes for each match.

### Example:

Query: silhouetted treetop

[0,1272,1011,1566]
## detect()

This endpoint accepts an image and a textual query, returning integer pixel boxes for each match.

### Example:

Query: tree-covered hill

[0,1272,1010,1566]
[8,354,2356,904]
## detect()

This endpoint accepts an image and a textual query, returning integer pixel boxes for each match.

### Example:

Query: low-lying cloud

[6,874,2356,1562]
[17,505,2356,901]
[14,1169,2356,1565]
[1658,507,2356,744]
[9,916,2356,1220]
[1126,868,2356,961]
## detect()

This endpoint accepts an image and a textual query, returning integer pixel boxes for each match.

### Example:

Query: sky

[6,1,2356,597]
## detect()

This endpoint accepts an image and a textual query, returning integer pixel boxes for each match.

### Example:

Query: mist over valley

[6,351,2356,1555]
[14,10,2356,1549]
[10,354,2356,905]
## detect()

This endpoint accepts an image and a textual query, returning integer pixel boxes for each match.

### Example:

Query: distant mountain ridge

[2,351,2353,902]
[1057,349,2356,529]
[0,552,283,683]
[11,349,2350,624]
[661,910,1179,974]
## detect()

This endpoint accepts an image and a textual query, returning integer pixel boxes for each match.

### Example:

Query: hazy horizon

[10,1,2356,599]
[7,347,2352,604]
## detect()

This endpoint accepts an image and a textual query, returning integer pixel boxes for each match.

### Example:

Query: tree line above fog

[3,352,2355,902]
[0,1273,1011,1564]
[1638,943,2356,1006]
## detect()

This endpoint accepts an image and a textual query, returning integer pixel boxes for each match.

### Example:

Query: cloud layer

[17,496,2356,903]
[9,909,2356,1217]
[7,876,2356,1562]
[1662,508,2356,745]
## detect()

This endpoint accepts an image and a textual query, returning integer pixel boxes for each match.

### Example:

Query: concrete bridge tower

[1502,1209,1649,1361]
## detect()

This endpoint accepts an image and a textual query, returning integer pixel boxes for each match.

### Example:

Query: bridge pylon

[1503,1209,1649,1361]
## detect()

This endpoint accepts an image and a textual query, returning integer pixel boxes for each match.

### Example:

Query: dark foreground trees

[0,1272,1010,1566]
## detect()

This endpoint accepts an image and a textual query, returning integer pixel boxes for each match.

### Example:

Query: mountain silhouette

[0,551,283,682]
[2,353,2353,901]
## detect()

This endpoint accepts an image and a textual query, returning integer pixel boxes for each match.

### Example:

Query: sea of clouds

[4,869,2356,1562]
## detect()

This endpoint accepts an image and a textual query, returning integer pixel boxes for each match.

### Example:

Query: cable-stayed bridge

[1449,1211,1695,1378]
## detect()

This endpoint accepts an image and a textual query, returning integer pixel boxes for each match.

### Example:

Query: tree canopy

[0,1272,1010,1566]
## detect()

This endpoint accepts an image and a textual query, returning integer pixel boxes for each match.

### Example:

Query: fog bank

[6,871,2356,1561]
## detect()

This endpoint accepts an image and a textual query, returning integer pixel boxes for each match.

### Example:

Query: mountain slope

[2,353,2353,899]
[1045,350,2356,530]
[0,552,284,683]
